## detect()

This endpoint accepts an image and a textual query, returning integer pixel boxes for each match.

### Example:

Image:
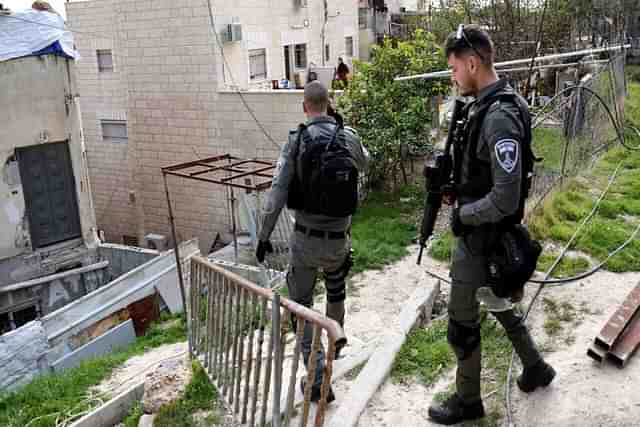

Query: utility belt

[295,223,349,240]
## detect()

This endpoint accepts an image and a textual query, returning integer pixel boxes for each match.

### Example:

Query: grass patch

[392,319,453,385]
[543,297,577,336]
[532,126,566,173]
[351,185,424,272]
[154,361,220,427]
[0,315,187,427]
[428,230,454,262]
[536,252,591,277]
[123,402,144,427]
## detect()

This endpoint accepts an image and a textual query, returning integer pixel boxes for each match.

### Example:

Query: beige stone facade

[66,0,358,254]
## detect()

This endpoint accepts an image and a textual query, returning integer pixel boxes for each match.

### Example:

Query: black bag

[487,224,542,298]
[287,122,359,217]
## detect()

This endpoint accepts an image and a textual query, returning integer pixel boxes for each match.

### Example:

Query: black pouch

[487,224,542,298]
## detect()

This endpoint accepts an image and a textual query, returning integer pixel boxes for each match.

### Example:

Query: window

[325,44,330,63]
[358,7,368,29]
[345,37,354,57]
[101,120,128,144]
[97,49,113,72]
[294,43,307,69]
[249,49,267,81]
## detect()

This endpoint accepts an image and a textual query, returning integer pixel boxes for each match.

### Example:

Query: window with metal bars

[345,37,354,57]
[97,49,113,72]
[294,43,307,69]
[101,120,128,144]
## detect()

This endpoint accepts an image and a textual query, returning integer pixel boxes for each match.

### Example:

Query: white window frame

[101,120,128,144]
[248,48,268,82]
[97,49,114,72]
[358,7,369,29]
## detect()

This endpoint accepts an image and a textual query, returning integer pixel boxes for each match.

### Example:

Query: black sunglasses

[456,24,486,63]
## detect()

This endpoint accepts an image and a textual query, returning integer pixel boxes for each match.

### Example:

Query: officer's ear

[303,101,308,114]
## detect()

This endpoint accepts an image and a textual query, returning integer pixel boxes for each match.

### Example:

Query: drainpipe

[322,0,328,66]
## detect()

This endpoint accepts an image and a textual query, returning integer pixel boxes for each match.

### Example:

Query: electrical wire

[204,0,281,152]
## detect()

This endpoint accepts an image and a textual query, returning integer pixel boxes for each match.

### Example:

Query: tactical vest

[454,87,536,226]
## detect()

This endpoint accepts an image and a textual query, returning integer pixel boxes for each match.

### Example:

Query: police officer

[256,81,369,403]
[428,25,556,425]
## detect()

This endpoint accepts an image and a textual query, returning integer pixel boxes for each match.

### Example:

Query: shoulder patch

[494,139,519,173]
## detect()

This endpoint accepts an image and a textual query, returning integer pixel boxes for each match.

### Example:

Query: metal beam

[395,44,631,81]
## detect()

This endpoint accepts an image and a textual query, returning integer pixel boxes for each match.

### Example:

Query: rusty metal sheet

[127,293,160,337]
[609,311,640,368]
[594,283,640,351]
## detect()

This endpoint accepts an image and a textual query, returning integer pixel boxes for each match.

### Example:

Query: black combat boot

[300,378,336,403]
[517,359,556,392]
[428,393,485,425]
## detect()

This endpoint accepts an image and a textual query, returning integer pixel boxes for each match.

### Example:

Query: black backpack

[287,122,359,217]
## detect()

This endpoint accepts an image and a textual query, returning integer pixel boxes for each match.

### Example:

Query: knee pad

[447,318,481,360]
[325,283,346,303]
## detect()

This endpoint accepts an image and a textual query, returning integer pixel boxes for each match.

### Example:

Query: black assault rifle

[417,99,466,265]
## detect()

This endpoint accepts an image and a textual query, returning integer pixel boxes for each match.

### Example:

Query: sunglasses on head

[456,24,486,63]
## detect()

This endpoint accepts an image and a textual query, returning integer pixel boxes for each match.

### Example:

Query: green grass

[391,319,453,385]
[532,127,566,172]
[542,297,577,336]
[0,315,187,427]
[428,230,454,262]
[536,252,591,278]
[154,361,220,427]
[122,402,144,427]
[351,185,424,272]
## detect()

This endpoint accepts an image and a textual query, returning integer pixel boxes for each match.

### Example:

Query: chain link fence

[525,52,626,218]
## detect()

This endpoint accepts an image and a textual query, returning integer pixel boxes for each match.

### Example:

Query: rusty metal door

[17,141,82,249]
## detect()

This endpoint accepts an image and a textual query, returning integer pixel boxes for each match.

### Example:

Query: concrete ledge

[328,280,441,427]
[69,381,145,427]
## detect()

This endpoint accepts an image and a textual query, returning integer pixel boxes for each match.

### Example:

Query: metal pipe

[272,294,283,427]
[250,297,268,427]
[229,283,242,402]
[283,317,304,427]
[260,300,276,427]
[241,293,257,424]
[234,288,247,414]
[301,325,322,427]
[0,261,109,294]
[162,172,191,355]
[394,44,631,81]
[222,278,233,394]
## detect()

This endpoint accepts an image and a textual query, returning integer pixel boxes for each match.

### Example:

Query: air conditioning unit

[222,23,242,43]
[294,0,308,7]
[144,233,169,251]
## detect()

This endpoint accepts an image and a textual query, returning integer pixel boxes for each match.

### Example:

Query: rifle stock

[417,99,466,265]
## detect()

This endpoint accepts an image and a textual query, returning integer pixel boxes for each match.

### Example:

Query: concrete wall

[0,56,99,264]
[0,321,49,391]
[67,0,321,255]
[213,0,359,90]
[98,243,158,280]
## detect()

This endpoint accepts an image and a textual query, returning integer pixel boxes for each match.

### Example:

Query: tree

[337,30,450,188]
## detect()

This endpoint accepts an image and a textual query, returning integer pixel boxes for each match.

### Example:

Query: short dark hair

[445,24,494,65]
[304,80,329,113]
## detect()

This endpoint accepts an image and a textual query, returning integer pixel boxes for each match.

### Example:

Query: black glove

[256,240,273,263]
[450,207,472,237]
[441,184,457,206]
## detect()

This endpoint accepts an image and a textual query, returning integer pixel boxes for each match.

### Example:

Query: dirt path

[353,249,640,427]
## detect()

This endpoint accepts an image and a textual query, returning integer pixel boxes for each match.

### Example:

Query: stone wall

[0,321,49,391]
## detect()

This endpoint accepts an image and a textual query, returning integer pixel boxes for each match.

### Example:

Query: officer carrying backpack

[287,122,359,218]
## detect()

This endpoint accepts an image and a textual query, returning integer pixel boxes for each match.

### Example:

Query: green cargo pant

[449,229,542,403]
[287,229,351,388]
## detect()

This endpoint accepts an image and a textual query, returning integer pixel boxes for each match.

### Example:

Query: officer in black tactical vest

[256,81,369,403]
[428,25,556,425]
